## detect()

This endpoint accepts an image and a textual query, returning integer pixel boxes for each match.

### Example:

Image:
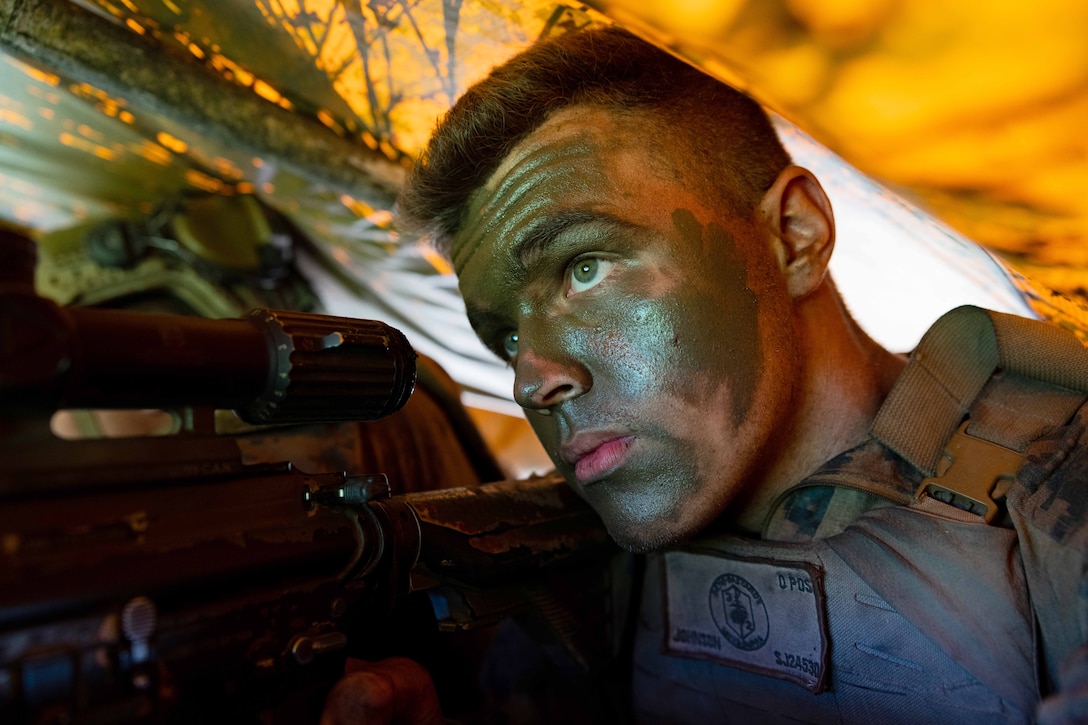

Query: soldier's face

[453,106,800,552]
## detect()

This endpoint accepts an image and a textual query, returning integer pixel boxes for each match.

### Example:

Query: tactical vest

[631,306,1088,724]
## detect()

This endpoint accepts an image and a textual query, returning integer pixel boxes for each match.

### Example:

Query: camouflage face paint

[669,208,762,426]
[454,106,799,551]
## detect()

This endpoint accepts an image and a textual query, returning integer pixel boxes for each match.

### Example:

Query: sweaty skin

[452,106,804,552]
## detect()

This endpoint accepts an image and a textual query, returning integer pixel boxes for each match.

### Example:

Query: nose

[512,337,589,412]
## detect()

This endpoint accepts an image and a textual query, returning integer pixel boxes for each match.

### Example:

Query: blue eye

[502,332,519,360]
[569,257,615,294]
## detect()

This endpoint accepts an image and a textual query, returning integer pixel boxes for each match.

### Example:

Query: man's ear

[759,166,835,300]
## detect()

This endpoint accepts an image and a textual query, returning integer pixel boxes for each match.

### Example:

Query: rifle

[0,231,616,723]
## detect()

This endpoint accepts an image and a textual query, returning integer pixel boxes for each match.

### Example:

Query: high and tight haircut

[397,25,792,256]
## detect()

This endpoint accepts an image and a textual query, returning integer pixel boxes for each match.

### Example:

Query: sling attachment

[916,420,1023,523]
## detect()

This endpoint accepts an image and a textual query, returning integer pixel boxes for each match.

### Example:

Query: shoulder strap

[873,306,1088,474]
[872,306,1088,521]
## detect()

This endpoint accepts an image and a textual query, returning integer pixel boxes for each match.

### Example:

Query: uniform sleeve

[1037,642,1088,725]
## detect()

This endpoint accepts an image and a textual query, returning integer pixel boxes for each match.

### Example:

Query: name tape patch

[663,549,828,692]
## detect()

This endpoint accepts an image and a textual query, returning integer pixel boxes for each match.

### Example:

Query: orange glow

[18,65,60,87]
[787,0,896,45]
[0,109,32,130]
[378,140,397,160]
[77,124,103,141]
[232,65,255,87]
[317,109,343,133]
[421,245,453,276]
[211,157,243,179]
[252,79,282,104]
[135,140,172,165]
[208,54,255,87]
[606,0,744,38]
[155,132,187,154]
[368,210,394,227]
[184,169,223,193]
[58,131,113,160]
[125,18,146,35]
[339,194,374,218]
[96,1,123,18]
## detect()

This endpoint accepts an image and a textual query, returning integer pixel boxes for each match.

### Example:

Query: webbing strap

[872,305,1088,476]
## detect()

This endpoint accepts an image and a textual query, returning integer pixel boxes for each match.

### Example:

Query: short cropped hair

[398,26,791,255]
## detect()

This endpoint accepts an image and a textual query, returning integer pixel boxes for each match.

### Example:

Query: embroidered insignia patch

[663,549,829,692]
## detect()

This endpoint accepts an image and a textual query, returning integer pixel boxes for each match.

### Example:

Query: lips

[563,433,636,483]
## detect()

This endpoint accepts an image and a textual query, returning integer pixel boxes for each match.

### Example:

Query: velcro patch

[663,549,829,692]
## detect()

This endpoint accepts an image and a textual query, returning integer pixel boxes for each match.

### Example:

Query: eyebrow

[465,307,506,340]
[512,209,617,271]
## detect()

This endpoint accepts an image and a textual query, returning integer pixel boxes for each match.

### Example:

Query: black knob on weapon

[238,309,415,424]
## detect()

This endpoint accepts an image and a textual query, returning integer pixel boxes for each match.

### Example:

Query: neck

[732,279,907,534]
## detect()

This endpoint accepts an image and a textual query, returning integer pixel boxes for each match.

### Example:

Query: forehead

[451,105,672,277]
